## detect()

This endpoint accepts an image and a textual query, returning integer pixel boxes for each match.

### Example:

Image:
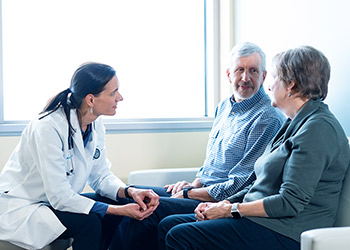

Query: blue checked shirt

[197,87,285,201]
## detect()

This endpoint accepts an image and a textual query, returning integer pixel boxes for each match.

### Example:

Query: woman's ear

[85,94,94,107]
[287,81,296,92]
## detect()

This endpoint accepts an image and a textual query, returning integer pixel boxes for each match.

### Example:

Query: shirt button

[231,111,235,115]
[204,172,208,175]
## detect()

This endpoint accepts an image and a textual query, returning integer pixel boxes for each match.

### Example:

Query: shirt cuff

[90,201,108,219]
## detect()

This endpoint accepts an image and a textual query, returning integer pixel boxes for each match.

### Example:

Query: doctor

[0,62,159,250]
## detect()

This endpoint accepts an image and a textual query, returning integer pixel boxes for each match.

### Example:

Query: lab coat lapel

[85,122,97,160]
[70,110,86,160]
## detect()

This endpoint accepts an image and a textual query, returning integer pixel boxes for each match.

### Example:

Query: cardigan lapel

[270,98,321,151]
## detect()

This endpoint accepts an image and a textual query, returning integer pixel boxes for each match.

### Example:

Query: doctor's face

[92,76,123,116]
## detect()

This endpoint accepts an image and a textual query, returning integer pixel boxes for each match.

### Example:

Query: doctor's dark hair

[272,46,330,100]
[40,62,116,139]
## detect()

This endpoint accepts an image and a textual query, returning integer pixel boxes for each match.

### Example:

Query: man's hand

[170,187,217,202]
[164,181,192,195]
[164,178,202,195]
[194,200,232,221]
[128,187,160,212]
[170,190,184,199]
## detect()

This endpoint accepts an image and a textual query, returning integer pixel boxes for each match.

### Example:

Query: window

[0,0,219,135]
[235,0,350,135]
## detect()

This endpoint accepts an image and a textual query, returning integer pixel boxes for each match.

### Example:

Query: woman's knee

[159,215,178,236]
[165,223,192,250]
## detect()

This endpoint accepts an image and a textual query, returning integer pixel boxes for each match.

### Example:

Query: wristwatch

[124,184,135,199]
[182,186,195,199]
[231,203,242,219]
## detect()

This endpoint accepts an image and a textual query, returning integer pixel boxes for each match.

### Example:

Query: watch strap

[231,202,242,219]
[183,186,194,199]
[124,185,135,199]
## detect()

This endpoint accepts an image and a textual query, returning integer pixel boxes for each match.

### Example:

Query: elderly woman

[158,46,350,250]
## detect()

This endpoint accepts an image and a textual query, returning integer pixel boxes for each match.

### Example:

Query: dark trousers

[50,193,128,250]
[109,186,201,250]
[158,214,300,250]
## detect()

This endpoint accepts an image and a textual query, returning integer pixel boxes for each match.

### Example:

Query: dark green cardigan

[229,98,350,242]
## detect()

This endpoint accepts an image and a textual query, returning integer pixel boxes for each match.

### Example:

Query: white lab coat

[0,108,125,249]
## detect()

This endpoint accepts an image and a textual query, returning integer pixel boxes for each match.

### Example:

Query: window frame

[0,0,224,136]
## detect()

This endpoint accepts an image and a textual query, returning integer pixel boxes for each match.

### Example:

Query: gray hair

[229,42,266,71]
[272,46,330,100]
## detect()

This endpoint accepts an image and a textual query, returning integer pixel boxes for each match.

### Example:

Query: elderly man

[111,42,285,250]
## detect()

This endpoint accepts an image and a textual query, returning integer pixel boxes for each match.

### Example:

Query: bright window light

[2,0,206,121]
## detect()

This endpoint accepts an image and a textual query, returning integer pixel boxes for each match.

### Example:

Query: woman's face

[268,70,289,109]
[92,75,123,116]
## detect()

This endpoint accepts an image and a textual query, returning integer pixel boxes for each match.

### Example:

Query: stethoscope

[66,123,94,176]
[68,132,74,150]
[66,133,75,176]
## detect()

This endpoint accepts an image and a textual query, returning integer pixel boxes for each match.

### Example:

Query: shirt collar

[230,87,267,112]
[81,123,92,147]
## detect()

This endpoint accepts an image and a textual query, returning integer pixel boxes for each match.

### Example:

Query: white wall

[236,0,350,136]
[0,132,209,183]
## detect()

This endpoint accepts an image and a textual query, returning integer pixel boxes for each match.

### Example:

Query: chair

[128,167,199,186]
[301,137,350,250]
[128,139,350,250]
[0,239,73,250]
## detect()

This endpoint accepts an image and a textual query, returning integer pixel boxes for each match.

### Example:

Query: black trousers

[110,186,201,250]
[50,193,128,250]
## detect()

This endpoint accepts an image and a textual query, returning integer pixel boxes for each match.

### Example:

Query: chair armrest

[128,167,200,186]
[301,227,350,250]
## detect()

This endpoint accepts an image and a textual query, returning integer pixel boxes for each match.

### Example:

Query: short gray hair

[229,42,266,71]
[272,46,330,100]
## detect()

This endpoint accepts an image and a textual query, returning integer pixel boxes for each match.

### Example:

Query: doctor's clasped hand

[107,187,160,221]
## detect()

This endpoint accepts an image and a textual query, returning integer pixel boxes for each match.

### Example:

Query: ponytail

[39,88,76,141]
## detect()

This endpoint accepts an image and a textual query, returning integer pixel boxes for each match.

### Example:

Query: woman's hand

[194,200,232,221]
[107,203,154,221]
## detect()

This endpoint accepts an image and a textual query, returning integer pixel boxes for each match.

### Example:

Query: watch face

[231,203,241,219]
[231,211,241,219]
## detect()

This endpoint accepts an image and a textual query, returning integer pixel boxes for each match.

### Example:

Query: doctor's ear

[85,94,95,106]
